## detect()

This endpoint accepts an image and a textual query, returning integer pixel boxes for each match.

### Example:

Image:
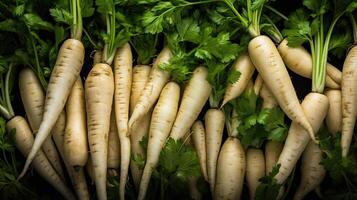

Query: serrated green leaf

[23,13,53,31]
[50,8,73,25]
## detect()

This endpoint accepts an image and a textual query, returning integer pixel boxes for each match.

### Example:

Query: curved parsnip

[246,148,265,200]
[293,141,325,200]
[52,111,90,200]
[275,93,329,184]
[221,54,255,107]
[260,84,278,109]
[138,82,180,200]
[205,109,225,195]
[191,121,208,181]
[113,43,133,200]
[170,66,212,140]
[278,39,341,88]
[107,108,120,169]
[214,137,245,200]
[8,116,75,200]
[85,63,114,200]
[341,46,357,157]
[19,68,65,179]
[324,90,342,135]
[248,35,315,142]
[130,65,151,189]
[21,39,85,177]
[128,48,172,129]
[64,78,88,168]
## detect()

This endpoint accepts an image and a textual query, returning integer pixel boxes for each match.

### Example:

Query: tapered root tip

[17,160,31,180]
[220,99,228,109]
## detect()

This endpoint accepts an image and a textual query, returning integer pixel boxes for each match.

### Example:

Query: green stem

[350,13,357,44]
[263,15,283,43]
[83,28,99,49]
[265,5,289,21]
[28,30,47,89]
[71,0,82,40]
[0,105,11,120]
[224,0,249,29]
[4,65,14,118]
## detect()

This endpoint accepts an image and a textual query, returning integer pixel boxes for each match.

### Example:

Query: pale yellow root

[170,66,212,140]
[260,84,278,109]
[254,75,263,96]
[129,65,151,190]
[226,109,239,138]
[324,89,342,135]
[341,46,357,157]
[18,68,65,179]
[21,39,85,178]
[64,78,88,168]
[8,116,75,200]
[293,141,325,200]
[221,54,255,107]
[85,63,114,200]
[278,39,341,88]
[205,109,225,196]
[214,137,245,200]
[93,50,102,65]
[275,92,329,184]
[52,111,90,200]
[191,121,208,181]
[128,47,172,129]
[246,148,265,200]
[113,43,133,200]
[248,35,316,142]
[138,82,180,200]
[264,141,283,175]
[107,108,120,169]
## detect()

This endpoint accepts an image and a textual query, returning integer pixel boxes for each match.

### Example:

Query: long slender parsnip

[205,109,225,196]
[64,78,88,168]
[341,46,357,157]
[293,141,325,200]
[128,48,172,129]
[21,39,85,177]
[221,54,255,107]
[85,63,114,200]
[130,65,151,189]
[138,82,180,200]
[214,137,245,200]
[52,111,90,200]
[274,93,329,184]
[248,35,315,142]
[113,43,133,200]
[7,116,75,200]
[191,121,208,181]
[170,66,212,140]
[19,68,65,179]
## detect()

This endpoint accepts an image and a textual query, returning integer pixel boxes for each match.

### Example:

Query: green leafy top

[141,7,244,106]
[50,0,94,40]
[283,0,356,93]
[254,165,282,200]
[228,89,288,148]
[93,0,132,65]
[319,127,357,199]
[132,137,201,199]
